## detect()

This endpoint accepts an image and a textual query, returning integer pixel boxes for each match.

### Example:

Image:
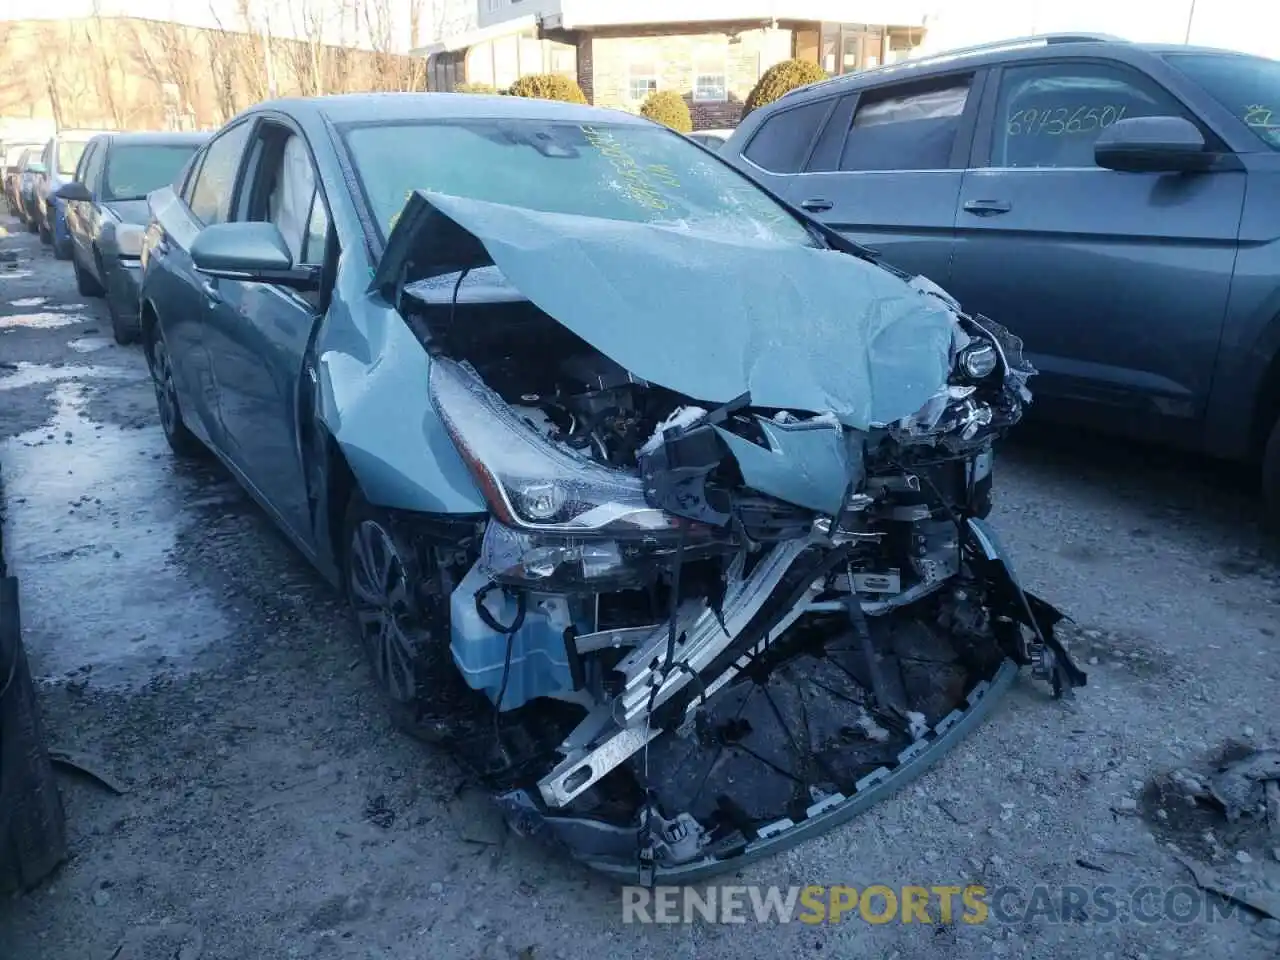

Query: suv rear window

[838,77,971,171]
[742,101,831,173]
[1165,52,1280,150]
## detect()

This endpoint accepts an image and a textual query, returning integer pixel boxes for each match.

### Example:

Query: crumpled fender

[312,281,486,514]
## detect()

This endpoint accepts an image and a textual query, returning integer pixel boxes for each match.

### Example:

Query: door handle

[801,198,834,212]
[963,199,1012,216]
[201,279,222,305]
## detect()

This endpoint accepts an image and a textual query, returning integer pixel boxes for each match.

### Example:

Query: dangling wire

[636,521,689,883]
[475,584,527,757]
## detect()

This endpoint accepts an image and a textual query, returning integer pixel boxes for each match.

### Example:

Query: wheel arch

[138,298,160,363]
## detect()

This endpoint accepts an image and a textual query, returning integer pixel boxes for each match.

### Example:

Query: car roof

[97,131,211,147]
[53,129,113,142]
[777,34,1264,104]
[251,91,650,127]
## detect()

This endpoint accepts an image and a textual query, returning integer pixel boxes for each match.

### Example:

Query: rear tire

[1263,414,1280,532]
[147,328,203,458]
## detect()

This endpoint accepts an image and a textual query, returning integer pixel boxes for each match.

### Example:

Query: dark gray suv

[721,34,1280,523]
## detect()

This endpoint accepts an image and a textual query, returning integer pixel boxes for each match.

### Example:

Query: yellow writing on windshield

[582,125,679,211]
[1245,104,1275,128]
[386,188,416,233]
[1007,104,1129,137]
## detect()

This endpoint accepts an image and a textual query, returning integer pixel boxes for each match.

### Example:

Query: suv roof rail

[780,32,1126,101]
[911,31,1124,60]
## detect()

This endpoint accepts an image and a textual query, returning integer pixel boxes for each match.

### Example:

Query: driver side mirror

[190,222,318,291]
[55,181,92,202]
[1094,116,1214,173]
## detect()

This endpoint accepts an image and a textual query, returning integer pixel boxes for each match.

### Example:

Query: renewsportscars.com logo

[622,884,1246,926]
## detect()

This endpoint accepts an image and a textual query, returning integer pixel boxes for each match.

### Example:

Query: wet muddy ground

[1,217,1279,959]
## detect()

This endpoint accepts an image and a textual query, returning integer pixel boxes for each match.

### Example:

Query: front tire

[107,295,135,346]
[342,494,466,744]
[72,249,105,297]
[147,329,203,458]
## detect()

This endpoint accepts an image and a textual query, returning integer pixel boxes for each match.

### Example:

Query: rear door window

[839,76,973,171]
[990,61,1193,169]
[742,100,832,173]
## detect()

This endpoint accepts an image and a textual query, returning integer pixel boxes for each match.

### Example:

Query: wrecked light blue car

[137,93,1084,882]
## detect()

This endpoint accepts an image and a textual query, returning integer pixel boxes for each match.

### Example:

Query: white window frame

[628,61,658,103]
[692,48,728,103]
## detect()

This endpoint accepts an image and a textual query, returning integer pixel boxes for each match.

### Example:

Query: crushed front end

[374,191,1085,881]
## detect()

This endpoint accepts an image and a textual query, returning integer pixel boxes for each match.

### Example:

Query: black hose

[474,584,527,752]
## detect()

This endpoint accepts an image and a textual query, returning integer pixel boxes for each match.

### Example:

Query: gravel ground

[1,216,1278,960]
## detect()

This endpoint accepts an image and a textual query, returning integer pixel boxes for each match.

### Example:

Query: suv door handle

[963,199,1012,216]
[201,279,222,305]
[801,198,834,212]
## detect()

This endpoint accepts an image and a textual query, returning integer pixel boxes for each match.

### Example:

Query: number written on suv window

[992,62,1191,169]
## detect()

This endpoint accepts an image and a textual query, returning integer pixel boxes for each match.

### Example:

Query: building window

[628,60,657,102]
[693,47,727,102]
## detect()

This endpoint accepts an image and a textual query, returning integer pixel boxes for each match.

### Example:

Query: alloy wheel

[150,339,179,439]
[348,519,419,703]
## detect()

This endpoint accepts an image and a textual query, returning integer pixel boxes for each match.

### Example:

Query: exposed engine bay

[378,260,1087,881]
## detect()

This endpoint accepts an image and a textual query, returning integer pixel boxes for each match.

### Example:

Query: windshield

[58,140,89,176]
[1166,52,1280,150]
[340,119,815,246]
[104,144,201,201]
[4,143,41,168]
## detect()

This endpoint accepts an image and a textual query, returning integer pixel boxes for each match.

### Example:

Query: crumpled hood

[376,190,958,432]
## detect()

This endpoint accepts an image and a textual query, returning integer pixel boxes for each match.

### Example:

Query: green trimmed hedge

[640,91,693,133]
[744,59,828,114]
[507,74,588,104]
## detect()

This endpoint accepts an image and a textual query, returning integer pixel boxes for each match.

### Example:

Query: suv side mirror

[190,222,319,291]
[1095,116,1214,173]
[55,181,92,202]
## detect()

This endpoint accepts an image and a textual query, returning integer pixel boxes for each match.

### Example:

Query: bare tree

[88,3,130,128]
[127,18,203,129]
[0,21,34,118]
[33,22,69,128]
[362,0,426,92]
[207,3,247,121]
[430,0,476,45]
[235,0,277,102]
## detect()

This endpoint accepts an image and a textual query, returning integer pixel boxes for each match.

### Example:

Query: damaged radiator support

[538,535,842,809]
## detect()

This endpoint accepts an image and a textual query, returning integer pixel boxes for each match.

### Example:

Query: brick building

[420,2,932,129]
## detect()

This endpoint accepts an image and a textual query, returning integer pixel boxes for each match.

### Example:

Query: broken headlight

[957,341,999,381]
[479,520,732,588]
[430,357,678,534]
